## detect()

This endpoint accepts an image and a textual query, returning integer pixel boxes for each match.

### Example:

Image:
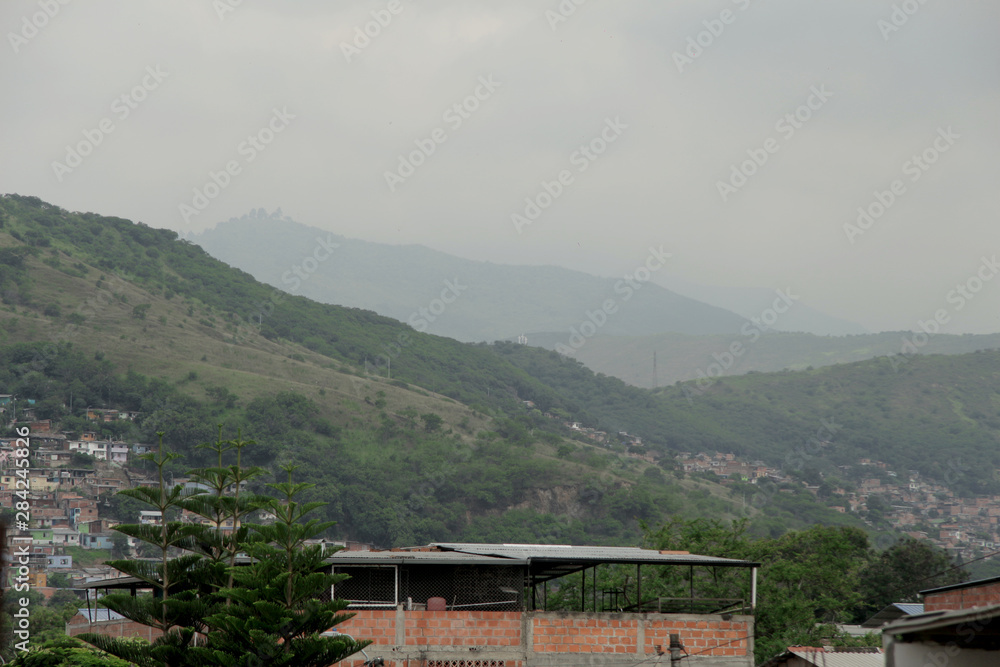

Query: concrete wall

[887,642,999,667]
[337,609,753,667]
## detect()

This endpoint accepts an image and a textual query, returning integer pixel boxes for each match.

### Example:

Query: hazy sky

[2,1,998,334]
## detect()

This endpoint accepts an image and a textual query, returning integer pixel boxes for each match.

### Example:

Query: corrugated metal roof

[786,647,883,667]
[75,608,125,622]
[431,543,759,567]
[861,602,925,628]
[327,550,522,566]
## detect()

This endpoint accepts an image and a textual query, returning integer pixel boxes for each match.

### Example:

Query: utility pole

[669,634,683,667]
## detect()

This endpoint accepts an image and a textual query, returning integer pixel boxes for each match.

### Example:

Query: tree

[9,636,133,667]
[197,465,368,666]
[420,412,443,432]
[110,531,130,559]
[76,430,368,667]
[643,518,878,665]
[854,537,967,621]
[80,433,211,666]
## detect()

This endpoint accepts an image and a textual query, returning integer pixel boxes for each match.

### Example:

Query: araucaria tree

[79,429,368,667]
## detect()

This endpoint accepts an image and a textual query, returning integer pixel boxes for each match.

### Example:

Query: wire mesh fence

[333,564,525,611]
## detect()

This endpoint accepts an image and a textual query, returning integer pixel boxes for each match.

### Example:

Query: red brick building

[331,543,758,667]
[75,543,759,667]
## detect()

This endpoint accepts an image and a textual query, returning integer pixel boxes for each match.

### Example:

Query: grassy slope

[494,343,1000,497]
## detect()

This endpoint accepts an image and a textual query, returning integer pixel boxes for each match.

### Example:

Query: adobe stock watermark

[682,288,799,403]
[717,85,833,202]
[511,116,627,234]
[672,0,756,74]
[740,417,841,517]
[51,65,169,183]
[213,0,244,21]
[877,0,931,42]
[341,0,411,62]
[178,107,295,225]
[889,255,999,371]
[407,279,467,333]
[383,75,501,192]
[555,246,670,355]
[369,279,468,373]
[843,126,959,244]
[279,235,340,292]
[545,0,593,31]
[233,233,340,342]
[7,0,71,55]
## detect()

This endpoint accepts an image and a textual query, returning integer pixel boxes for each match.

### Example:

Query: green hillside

[493,343,1000,497]
[0,194,859,547]
[8,193,997,549]
[523,329,1000,388]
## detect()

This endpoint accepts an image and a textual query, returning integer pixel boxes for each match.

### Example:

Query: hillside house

[81,533,115,550]
[86,408,120,422]
[139,511,162,526]
[330,543,759,667]
[51,528,81,547]
[48,554,73,568]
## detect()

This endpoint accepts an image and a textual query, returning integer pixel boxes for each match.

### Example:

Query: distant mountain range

[657,274,869,336]
[192,210,865,343]
[193,213,752,341]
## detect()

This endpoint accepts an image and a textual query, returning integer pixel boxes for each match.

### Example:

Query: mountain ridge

[192,213,753,341]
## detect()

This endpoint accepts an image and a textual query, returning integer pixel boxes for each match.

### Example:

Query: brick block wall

[336,609,751,666]
[336,610,523,648]
[532,613,749,658]
[533,616,637,654]
[72,609,750,666]
[925,581,1000,611]
[645,618,748,658]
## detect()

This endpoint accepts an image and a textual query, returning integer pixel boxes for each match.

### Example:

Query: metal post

[593,566,597,612]
[582,568,586,611]
[669,634,683,667]
[751,566,757,611]
[689,566,694,613]
[637,564,641,610]
[543,580,547,611]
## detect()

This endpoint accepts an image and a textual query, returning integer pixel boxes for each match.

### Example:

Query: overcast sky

[2,1,998,334]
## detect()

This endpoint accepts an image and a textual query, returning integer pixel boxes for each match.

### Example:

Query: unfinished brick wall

[644,618,749,658]
[337,609,751,667]
[336,609,523,648]
[925,581,1000,611]
[533,613,749,658]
